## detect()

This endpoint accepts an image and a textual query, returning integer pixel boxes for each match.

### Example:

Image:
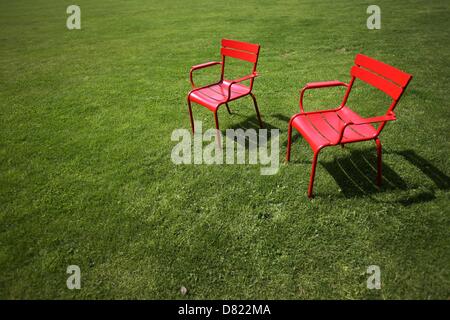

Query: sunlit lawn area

[0,0,449,299]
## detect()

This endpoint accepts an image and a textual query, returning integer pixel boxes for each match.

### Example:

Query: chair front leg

[187,96,195,133]
[286,115,302,162]
[213,110,221,146]
[308,151,320,198]
[375,138,382,186]
[250,93,264,128]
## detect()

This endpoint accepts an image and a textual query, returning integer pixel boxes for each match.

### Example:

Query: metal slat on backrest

[355,54,412,87]
[221,47,258,63]
[351,66,403,100]
[221,39,260,54]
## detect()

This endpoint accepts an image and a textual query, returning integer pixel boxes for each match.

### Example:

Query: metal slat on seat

[337,107,377,138]
[292,115,330,150]
[305,113,338,143]
[200,85,227,101]
[320,111,351,140]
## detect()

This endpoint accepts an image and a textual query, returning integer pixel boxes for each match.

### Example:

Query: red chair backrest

[351,54,412,101]
[221,39,260,65]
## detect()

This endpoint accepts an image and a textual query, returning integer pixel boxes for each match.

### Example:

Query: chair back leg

[250,93,264,128]
[225,103,232,114]
[286,123,293,162]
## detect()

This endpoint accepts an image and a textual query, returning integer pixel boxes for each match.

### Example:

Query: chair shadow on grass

[228,113,279,131]
[223,114,280,149]
[321,149,450,205]
[321,149,407,198]
[272,113,302,148]
[392,150,450,206]
[395,150,450,191]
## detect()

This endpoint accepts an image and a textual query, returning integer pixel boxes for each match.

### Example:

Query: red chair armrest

[335,112,397,144]
[351,112,397,125]
[304,80,348,89]
[225,73,259,101]
[231,72,259,84]
[189,61,222,88]
[190,61,222,71]
[300,80,349,113]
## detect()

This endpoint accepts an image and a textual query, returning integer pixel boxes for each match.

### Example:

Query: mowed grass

[0,0,449,299]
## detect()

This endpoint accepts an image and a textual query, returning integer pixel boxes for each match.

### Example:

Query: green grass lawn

[1,0,449,299]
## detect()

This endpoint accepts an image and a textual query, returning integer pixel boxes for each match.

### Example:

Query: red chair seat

[292,106,377,151]
[189,81,251,111]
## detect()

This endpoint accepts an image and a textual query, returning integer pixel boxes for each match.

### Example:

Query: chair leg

[225,103,232,114]
[308,151,320,198]
[187,97,195,133]
[375,138,382,187]
[286,122,293,162]
[250,93,264,128]
[214,111,221,146]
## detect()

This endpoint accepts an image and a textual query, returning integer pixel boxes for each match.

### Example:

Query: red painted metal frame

[286,54,412,198]
[187,39,263,134]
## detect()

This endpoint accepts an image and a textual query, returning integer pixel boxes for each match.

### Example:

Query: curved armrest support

[335,112,396,144]
[225,72,259,102]
[189,61,222,88]
[299,80,349,113]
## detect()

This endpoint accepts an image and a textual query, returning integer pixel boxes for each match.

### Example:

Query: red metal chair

[187,39,263,133]
[286,54,412,198]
